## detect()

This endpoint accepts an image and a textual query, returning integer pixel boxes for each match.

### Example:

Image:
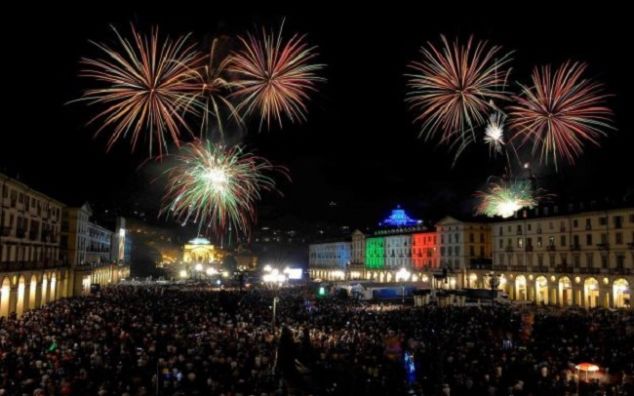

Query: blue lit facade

[380,206,420,228]
[308,242,351,269]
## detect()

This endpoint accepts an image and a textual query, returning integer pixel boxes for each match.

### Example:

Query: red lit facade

[411,232,438,270]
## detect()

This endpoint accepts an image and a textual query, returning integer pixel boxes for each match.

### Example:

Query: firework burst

[162,140,286,236]
[483,112,506,154]
[475,179,538,218]
[406,35,513,153]
[188,37,243,136]
[77,24,202,156]
[229,22,325,129]
[508,61,613,169]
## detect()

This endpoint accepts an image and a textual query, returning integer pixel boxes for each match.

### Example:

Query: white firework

[484,113,505,154]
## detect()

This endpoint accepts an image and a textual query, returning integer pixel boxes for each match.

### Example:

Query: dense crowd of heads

[1,285,633,395]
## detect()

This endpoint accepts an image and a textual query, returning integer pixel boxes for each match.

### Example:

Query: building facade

[1,173,129,318]
[309,241,351,280]
[468,206,634,308]
[307,205,632,309]
[351,230,365,266]
[183,237,223,265]
[1,173,69,317]
[62,204,90,267]
[411,232,438,270]
[365,237,385,269]
[385,234,411,269]
[61,204,131,296]
[437,216,492,272]
[1,174,64,270]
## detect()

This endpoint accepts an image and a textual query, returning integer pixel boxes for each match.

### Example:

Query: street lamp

[262,269,287,330]
[396,268,411,304]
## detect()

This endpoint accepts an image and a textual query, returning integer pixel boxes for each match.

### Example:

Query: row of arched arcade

[0,269,70,318]
[468,273,630,309]
[309,268,631,309]
[1,265,130,318]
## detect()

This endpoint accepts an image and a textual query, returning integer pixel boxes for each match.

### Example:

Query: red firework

[229,23,325,129]
[508,61,613,169]
[406,35,513,149]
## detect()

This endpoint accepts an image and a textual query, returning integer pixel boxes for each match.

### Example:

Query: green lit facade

[365,237,385,269]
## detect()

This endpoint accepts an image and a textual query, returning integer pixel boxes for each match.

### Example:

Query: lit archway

[50,274,57,302]
[82,276,91,294]
[29,274,38,310]
[386,272,392,283]
[0,278,11,317]
[559,277,573,306]
[584,278,600,308]
[498,275,507,291]
[468,273,478,288]
[41,275,49,306]
[515,275,527,300]
[16,276,26,316]
[535,276,549,305]
[613,279,630,308]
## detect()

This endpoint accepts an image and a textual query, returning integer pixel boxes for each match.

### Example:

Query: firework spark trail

[161,140,287,237]
[76,24,203,156]
[406,35,513,161]
[508,61,613,170]
[187,37,243,137]
[229,22,325,130]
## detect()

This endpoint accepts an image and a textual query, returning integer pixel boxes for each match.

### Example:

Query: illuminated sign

[284,268,303,280]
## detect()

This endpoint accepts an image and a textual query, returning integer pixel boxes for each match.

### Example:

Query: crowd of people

[1,284,633,395]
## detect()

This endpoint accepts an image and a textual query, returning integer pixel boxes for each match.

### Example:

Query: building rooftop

[379,206,421,228]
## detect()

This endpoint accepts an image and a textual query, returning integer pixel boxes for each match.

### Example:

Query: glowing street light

[179,270,188,278]
[262,269,287,331]
[206,267,217,276]
[395,268,411,304]
[395,267,411,282]
[263,264,273,273]
[195,263,203,272]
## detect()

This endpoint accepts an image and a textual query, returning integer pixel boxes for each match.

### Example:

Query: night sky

[3,4,633,231]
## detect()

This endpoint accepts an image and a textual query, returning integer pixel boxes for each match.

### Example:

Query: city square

[2,5,633,396]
